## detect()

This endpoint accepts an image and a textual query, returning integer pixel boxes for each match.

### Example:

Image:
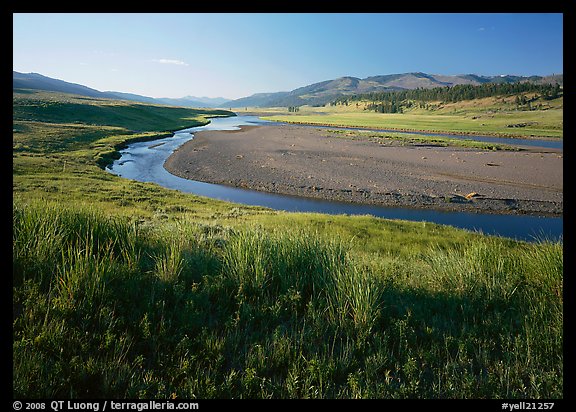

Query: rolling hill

[13,71,119,99]
[14,70,562,110]
[225,72,563,108]
[13,71,232,108]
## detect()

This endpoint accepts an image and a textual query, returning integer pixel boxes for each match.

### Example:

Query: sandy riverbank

[164,124,563,216]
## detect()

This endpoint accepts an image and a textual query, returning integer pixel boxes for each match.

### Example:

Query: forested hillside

[331,82,563,114]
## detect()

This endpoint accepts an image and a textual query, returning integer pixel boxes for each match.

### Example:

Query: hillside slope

[13,71,118,99]
[226,72,563,108]
[13,71,231,108]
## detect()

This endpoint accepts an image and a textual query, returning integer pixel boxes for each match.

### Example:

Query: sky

[13,13,563,100]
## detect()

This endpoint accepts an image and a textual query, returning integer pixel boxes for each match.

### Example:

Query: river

[106,115,563,242]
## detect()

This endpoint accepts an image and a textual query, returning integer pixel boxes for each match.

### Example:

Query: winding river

[106,115,563,242]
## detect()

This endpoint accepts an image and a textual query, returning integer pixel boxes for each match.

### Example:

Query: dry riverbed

[164,124,563,216]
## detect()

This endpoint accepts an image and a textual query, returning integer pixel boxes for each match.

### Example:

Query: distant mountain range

[106,91,231,108]
[14,70,563,109]
[12,71,232,108]
[225,72,564,107]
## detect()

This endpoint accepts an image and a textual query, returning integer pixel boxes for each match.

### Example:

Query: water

[107,115,563,242]
[305,124,563,150]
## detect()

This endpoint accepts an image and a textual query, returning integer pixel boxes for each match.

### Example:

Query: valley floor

[164,124,563,216]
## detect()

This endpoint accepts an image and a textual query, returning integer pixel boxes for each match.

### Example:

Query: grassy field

[322,129,522,151]
[256,95,563,139]
[12,89,563,398]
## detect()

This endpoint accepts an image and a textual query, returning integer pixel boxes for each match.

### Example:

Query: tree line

[330,82,562,113]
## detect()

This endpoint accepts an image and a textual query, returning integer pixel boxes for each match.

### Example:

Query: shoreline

[164,124,563,217]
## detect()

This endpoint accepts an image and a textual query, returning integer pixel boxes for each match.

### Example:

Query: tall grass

[221,230,347,305]
[13,199,562,398]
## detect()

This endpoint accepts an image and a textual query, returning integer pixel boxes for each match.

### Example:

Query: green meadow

[259,94,564,139]
[13,89,563,398]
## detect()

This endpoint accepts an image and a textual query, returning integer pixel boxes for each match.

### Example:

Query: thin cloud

[153,58,189,66]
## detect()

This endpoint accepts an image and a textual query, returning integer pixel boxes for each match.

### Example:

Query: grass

[13,200,563,398]
[258,95,563,139]
[13,89,232,132]
[323,129,522,151]
[12,89,563,398]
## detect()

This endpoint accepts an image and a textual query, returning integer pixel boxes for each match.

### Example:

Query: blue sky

[13,13,563,100]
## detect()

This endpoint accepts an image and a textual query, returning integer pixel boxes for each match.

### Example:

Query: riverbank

[260,117,562,140]
[164,124,563,217]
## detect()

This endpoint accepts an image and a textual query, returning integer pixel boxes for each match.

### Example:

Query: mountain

[180,96,231,107]
[156,96,231,108]
[225,72,564,108]
[103,91,159,104]
[13,71,119,99]
[13,71,232,108]
[105,92,232,108]
[14,70,562,110]
[220,91,291,108]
